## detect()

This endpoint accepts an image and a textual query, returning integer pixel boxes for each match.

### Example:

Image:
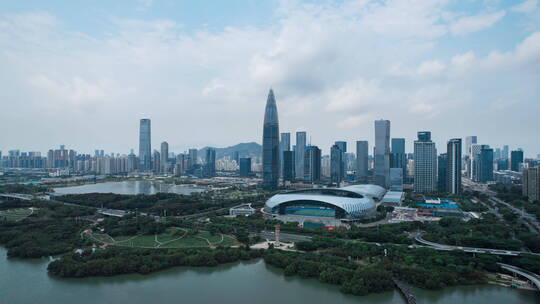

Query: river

[53,180,206,195]
[1,248,538,304]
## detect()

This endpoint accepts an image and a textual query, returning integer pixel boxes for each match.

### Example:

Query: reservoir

[1,247,538,304]
[53,180,206,196]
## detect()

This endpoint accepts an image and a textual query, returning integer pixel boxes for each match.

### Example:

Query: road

[412,234,540,256]
[255,231,313,243]
[462,178,540,233]
[498,263,540,289]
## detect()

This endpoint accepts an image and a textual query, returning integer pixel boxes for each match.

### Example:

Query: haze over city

[1,0,539,156]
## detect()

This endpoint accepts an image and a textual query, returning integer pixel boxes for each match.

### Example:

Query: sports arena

[263,185,385,220]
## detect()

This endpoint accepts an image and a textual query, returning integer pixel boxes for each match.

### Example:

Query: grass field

[0,208,35,222]
[91,227,237,249]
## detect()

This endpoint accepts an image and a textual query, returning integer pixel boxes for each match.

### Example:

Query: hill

[199,142,261,159]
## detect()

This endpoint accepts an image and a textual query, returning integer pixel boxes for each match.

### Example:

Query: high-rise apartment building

[414,131,437,193]
[262,89,280,190]
[295,131,306,180]
[139,119,152,171]
[523,167,540,202]
[152,150,160,173]
[446,138,462,194]
[356,141,368,182]
[374,120,390,188]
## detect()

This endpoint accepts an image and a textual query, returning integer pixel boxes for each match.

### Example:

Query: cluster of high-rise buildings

[261,90,539,199]
[1,89,539,201]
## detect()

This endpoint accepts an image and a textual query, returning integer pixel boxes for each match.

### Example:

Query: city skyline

[1,1,539,156]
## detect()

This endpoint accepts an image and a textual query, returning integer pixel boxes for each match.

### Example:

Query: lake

[53,180,206,195]
[1,247,538,304]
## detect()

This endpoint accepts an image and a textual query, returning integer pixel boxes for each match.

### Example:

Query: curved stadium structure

[264,185,385,220]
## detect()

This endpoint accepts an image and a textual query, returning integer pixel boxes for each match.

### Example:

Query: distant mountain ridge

[199,142,261,159]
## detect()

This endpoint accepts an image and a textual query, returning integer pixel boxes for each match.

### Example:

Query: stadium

[263,185,385,220]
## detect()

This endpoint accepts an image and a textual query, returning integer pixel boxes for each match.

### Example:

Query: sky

[0,0,539,157]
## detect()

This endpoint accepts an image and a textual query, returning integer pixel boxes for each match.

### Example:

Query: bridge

[393,278,417,304]
[498,263,540,290]
[414,235,536,256]
[0,193,34,201]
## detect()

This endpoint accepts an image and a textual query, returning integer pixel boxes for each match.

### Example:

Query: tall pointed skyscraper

[139,119,152,171]
[262,89,280,190]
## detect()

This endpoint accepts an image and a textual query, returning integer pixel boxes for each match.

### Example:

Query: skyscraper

[262,89,280,190]
[502,145,509,160]
[510,150,524,172]
[390,138,406,178]
[282,151,295,183]
[239,157,252,177]
[414,131,437,193]
[330,144,343,185]
[160,141,169,174]
[374,120,390,188]
[295,131,306,180]
[437,153,448,192]
[204,148,216,177]
[335,141,347,180]
[447,138,462,194]
[280,132,291,177]
[304,145,321,183]
[139,119,152,171]
[188,149,198,169]
[356,141,368,182]
[478,146,494,182]
[465,136,477,158]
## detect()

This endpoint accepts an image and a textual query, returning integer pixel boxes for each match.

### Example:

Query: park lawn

[93,229,237,248]
[163,236,208,247]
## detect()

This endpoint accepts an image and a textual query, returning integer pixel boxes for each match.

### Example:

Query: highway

[462,178,540,233]
[413,234,540,256]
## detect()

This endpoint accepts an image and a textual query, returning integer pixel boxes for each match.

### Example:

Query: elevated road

[498,263,540,290]
[414,235,533,256]
[0,193,34,201]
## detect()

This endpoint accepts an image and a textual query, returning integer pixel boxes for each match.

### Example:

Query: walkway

[498,263,540,290]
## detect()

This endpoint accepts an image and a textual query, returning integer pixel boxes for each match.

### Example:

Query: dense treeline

[100,215,168,237]
[0,184,51,194]
[55,190,269,216]
[264,250,394,296]
[48,247,263,277]
[423,215,523,250]
[0,200,94,258]
[292,237,495,290]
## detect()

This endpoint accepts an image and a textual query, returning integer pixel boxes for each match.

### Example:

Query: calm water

[1,248,538,304]
[53,180,206,195]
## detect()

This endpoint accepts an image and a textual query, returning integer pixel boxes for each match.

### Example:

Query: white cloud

[512,0,538,14]
[450,11,506,36]
[417,60,446,76]
[0,2,539,155]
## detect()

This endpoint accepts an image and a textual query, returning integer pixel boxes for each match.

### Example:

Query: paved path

[498,263,540,290]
